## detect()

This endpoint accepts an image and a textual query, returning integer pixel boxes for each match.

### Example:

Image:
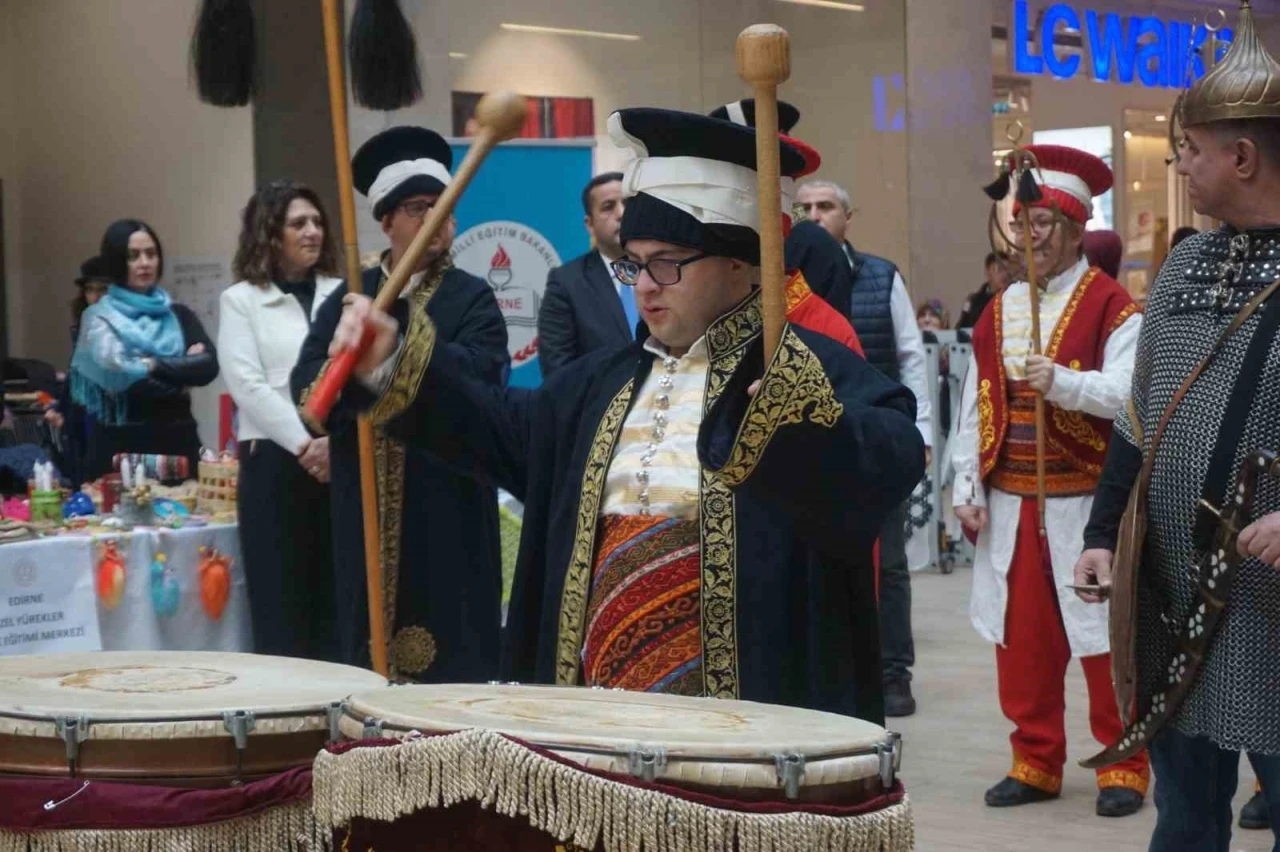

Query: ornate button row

[637,356,679,515]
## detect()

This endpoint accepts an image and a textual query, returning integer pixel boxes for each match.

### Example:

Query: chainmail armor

[1118,227,1280,754]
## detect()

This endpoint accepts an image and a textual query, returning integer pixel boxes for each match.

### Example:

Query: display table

[0,524,251,656]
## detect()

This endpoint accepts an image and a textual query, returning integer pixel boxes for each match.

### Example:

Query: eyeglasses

[611,252,711,287]
[399,199,436,220]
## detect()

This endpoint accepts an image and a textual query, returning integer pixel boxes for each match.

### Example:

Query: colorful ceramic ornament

[198,546,231,621]
[96,541,126,610]
[149,552,180,617]
[63,491,96,518]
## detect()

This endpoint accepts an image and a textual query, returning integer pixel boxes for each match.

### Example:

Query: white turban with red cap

[1011,144,1113,225]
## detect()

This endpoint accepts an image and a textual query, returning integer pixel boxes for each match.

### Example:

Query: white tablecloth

[0,524,251,656]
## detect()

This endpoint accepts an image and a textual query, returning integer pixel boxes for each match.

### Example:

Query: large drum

[0,650,386,784]
[314,684,913,852]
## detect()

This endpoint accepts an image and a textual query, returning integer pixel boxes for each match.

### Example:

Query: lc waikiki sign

[1011,0,1232,88]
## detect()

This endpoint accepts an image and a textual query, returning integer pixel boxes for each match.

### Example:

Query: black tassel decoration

[1016,168,1043,205]
[349,0,423,111]
[983,166,1011,201]
[191,0,256,107]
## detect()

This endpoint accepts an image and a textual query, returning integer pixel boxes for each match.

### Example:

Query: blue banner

[448,141,594,388]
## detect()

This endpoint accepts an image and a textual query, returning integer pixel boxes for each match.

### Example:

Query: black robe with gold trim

[364,291,922,722]
[291,263,509,682]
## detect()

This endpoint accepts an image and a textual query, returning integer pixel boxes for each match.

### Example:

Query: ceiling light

[448,52,468,59]
[500,23,641,41]
[1154,114,1167,122]
[1133,181,1142,191]
[776,0,865,9]
[1124,130,1133,139]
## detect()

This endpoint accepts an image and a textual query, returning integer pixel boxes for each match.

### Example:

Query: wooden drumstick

[736,24,791,364]
[301,91,529,428]
[319,0,390,677]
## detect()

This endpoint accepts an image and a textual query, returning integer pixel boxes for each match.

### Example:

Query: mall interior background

[1,0,1274,445]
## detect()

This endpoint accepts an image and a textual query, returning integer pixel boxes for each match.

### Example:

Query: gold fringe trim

[312,730,914,852]
[0,800,319,852]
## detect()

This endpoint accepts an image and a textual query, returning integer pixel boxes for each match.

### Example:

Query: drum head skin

[342,684,893,792]
[347,684,886,757]
[0,651,386,722]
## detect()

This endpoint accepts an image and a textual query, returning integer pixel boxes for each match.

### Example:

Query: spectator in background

[957,252,1011,329]
[916,298,947,334]
[1170,225,1199,250]
[916,299,951,435]
[219,180,341,662]
[71,256,110,346]
[46,257,113,463]
[537,172,632,378]
[67,219,218,482]
[1084,229,1124,279]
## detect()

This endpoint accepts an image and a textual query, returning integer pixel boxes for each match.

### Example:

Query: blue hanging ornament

[149,552,180,617]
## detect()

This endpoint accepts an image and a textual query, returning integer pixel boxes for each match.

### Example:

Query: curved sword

[1082,449,1279,769]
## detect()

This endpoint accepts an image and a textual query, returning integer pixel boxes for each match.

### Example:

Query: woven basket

[197,461,238,514]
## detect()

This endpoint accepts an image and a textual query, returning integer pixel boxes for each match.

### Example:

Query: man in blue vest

[796,178,932,718]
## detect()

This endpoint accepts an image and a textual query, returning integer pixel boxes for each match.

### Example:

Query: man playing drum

[293,126,509,684]
[327,107,924,724]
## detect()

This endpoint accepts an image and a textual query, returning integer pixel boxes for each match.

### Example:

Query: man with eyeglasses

[326,107,923,723]
[293,125,509,684]
[951,144,1147,816]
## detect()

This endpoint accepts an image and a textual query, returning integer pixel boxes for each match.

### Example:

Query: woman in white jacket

[219,181,343,660]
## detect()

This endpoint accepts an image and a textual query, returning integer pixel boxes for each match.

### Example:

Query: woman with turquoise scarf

[67,219,218,482]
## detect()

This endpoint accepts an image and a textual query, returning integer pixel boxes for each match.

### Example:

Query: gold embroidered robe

[366,291,923,722]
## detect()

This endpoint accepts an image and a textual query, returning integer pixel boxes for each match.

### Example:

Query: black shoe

[1096,786,1144,817]
[984,776,1059,807]
[883,679,916,717]
[1240,791,1270,830]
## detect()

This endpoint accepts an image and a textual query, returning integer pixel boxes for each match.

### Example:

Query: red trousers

[995,498,1149,795]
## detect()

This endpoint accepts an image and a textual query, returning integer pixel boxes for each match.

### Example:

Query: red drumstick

[301,91,528,430]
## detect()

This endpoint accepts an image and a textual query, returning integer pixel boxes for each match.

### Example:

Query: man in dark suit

[537,172,637,378]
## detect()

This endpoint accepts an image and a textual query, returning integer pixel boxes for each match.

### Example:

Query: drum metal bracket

[326,701,347,743]
[362,716,385,739]
[876,732,903,789]
[627,745,667,783]
[223,710,257,783]
[54,715,88,774]
[222,710,257,749]
[774,752,807,800]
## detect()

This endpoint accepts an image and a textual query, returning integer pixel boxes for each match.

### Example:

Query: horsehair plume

[983,163,1011,201]
[349,0,424,111]
[191,0,256,107]
[1016,165,1043,205]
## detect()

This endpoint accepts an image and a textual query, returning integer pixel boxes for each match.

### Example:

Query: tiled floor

[896,568,1271,852]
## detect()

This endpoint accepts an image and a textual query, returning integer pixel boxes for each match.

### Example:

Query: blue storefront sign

[1012,0,1232,88]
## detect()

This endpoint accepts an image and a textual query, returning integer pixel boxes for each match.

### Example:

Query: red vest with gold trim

[785,271,864,357]
[970,267,1139,491]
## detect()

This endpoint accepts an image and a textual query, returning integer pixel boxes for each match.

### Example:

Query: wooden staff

[736,24,791,364]
[319,0,389,676]
[1016,169,1049,539]
[302,90,529,425]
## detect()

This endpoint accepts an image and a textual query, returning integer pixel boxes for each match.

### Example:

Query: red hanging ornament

[96,541,126,610]
[198,546,231,621]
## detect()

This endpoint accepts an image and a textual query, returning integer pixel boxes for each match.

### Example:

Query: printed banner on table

[449,141,594,388]
[0,537,100,655]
